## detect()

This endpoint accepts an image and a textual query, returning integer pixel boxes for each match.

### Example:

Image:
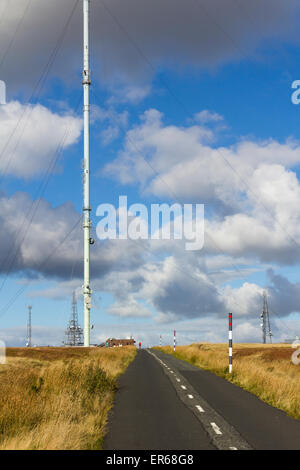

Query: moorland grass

[0,346,136,450]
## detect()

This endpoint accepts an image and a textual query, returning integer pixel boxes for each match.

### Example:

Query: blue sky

[1,0,300,346]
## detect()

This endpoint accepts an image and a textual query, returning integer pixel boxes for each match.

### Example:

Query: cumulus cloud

[2,2,300,343]
[194,110,224,124]
[100,259,300,323]
[107,85,152,105]
[106,297,152,318]
[205,164,300,263]
[2,189,299,329]
[138,256,224,321]
[0,100,82,178]
[223,282,264,317]
[266,269,300,316]
[29,279,85,301]
[1,0,300,91]
[1,103,299,330]
[104,109,300,264]
[104,110,300,202]
[1,192,297,327]
[0,192,147,282]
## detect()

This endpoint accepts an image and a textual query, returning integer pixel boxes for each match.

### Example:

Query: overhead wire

[0,94,82,296]
[0,1,83,323]
[0,0,82,305]
[0,214,83,319]
[1,0,297,337]
[92,1,299,337]
[0,0,32,69]
[0,0,10,35]
[0,0,80,179]
[95,0,300,255]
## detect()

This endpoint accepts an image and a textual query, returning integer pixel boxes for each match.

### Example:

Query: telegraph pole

[83,0,92,346]
[26,306,32,347]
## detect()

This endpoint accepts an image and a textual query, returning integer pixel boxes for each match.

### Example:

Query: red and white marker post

[229,313,233,373]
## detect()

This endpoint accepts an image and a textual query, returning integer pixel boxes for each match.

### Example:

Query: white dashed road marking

[146,349,252,451]
[211,422,222,435]
[196,405,205,413]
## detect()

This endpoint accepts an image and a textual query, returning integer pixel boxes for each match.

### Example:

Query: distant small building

[105,338,136,348]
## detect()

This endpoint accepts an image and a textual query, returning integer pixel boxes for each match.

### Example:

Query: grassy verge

[0,346,136,450]
[156,343,300,420]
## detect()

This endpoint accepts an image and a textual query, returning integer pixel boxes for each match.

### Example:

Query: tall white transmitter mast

[83,0,92,346]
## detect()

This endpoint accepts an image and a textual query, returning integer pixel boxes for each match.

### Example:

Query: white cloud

[205,163,300,263]
[106,297,152,318]
[107,85,151,105]
[234,321,261,343]
[2,2,300,345]
[105,110,300,209]
[0,100,82,178]
[104,109,300,264]
[223,282,264,317]
[1,108,300,334]
[0,192,147,281]
[29,280,84,301]
[194,110,224,124]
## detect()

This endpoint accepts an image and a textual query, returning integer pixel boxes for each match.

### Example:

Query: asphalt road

[103,349,215,450]
[103,349,300,450]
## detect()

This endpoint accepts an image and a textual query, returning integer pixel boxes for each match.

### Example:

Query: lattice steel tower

[260,291,272,344]
[64,292,84,346]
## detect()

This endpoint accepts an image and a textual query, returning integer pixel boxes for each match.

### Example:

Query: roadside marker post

[229,313,233,373]
[174,330,176,352]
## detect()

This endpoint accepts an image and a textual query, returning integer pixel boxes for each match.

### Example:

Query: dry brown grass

[0,346,136,450]
[156,343,300,420]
